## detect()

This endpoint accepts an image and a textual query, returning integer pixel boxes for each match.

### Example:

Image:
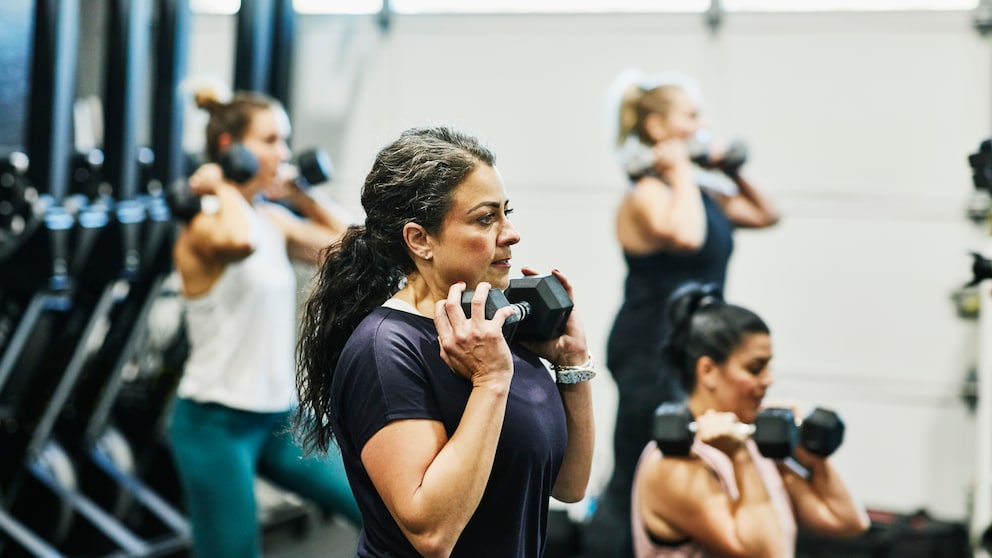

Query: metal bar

[28,455,149,556]
[268,0,296,118]
[26,0,79,203]
[0,507,65,558]
[89,443,190,537]
[234,0,276,94]
[151,0,191,189]
[103,0,151,201]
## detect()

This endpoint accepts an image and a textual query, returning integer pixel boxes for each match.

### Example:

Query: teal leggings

[168,398,361,557]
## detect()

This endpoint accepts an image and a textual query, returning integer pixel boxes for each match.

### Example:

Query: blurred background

[2,0,990,555]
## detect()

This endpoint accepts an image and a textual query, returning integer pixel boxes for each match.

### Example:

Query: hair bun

[668,282,723,325]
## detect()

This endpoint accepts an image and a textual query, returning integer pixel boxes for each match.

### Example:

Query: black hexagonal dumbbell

[461,274,573,342]
[167,144,333,221]
[653,402,844,460]
[219,144,333,189]
[653,402,763,456]
[798,407,845,457]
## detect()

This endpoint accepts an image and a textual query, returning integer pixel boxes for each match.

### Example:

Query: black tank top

[607,191,734,370]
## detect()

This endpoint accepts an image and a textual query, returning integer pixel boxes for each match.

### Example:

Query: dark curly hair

[294,126,496,454]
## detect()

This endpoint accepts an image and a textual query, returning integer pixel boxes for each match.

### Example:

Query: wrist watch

[552,353,596,385]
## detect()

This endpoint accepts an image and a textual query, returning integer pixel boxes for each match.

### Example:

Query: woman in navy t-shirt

[295,126,596,557]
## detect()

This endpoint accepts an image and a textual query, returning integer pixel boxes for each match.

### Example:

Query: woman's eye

[505,207,515,217]
[478,213,496,225]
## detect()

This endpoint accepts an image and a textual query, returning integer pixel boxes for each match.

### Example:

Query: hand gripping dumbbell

[653,403,845,459]
[687,131,749,177]
[460,274,573,342]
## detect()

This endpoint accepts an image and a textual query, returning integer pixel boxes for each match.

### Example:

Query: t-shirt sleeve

[337,314,444,455]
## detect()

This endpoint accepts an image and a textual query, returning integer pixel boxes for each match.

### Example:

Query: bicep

[779,465,843,535]
[361,419,447,528]
[645,459,754,557]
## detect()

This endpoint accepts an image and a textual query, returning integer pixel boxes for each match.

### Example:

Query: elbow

[667,231,704,252]
[552,486,586,504]
[398,513,462,558]
[837,514,871,538]
[407,531,457,558]
[812,511,871,540]
[214,239,255,261]
[646,224,704,252]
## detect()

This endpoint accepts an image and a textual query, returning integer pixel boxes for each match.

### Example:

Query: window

[725,0,978,10]
[189,0,979,15]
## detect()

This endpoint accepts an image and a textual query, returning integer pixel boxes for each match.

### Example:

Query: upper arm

[620,177,689,251]
[640,456,758,558]
[184,212,254,263]
[361,419,448,536]
[778,463,865,537]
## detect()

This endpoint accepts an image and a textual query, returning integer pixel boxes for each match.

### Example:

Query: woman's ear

[697,356,718,391]
[402,222,433,262]
[217,132,234,152]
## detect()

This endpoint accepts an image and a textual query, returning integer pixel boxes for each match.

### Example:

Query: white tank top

[177,200,298,412]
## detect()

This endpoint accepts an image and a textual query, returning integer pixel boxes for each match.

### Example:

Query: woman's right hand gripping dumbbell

[435,281,516,389]
[694,409,753,459]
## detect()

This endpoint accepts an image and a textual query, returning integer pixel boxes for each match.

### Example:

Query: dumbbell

[167,144,333,221]
[0,151,41,262]
[218,143,333,189]
[460,274,573,342]
[687,131,749,177]
[653,403,844,459]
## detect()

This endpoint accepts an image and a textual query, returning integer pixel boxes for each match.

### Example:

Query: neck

[686,392,717,419]
[393,272,441,317]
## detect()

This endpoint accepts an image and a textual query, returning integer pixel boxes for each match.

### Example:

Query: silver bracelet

[552,353,596,384]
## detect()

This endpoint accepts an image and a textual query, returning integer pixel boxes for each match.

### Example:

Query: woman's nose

[501,219,521,245]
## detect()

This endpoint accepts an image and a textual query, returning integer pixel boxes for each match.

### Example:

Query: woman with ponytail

[295,126,595,557]
[585,71,781,558]
[168,88,358,558]
[629,283,868,558]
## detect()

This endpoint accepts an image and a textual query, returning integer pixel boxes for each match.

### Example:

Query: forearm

[286,186,349,237]
[730,451,786,557]
[802,458,870,534]
[552,380,594,502]
[403,380,511,555]
[732,173,780,225]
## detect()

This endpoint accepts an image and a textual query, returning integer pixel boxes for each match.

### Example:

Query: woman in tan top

[631,283,869,558]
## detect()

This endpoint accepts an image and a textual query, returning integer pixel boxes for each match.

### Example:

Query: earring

[706,380,717,390]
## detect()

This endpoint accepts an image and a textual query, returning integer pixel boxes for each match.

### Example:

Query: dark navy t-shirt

[331,305,568,557]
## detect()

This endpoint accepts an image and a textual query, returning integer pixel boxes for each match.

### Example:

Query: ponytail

[295,225,404,454]
[663,282,769,392]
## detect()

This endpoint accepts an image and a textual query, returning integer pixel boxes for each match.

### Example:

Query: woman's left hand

[517,266,589,367]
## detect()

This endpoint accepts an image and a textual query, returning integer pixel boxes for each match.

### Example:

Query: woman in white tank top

[168,88,358,558]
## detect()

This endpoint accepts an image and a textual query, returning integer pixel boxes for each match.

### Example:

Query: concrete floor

[264,514,360,558]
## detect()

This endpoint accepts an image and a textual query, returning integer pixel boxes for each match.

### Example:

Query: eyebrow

[465,200,510,214]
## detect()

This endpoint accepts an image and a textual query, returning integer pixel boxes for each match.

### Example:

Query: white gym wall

[185,7,990,523]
